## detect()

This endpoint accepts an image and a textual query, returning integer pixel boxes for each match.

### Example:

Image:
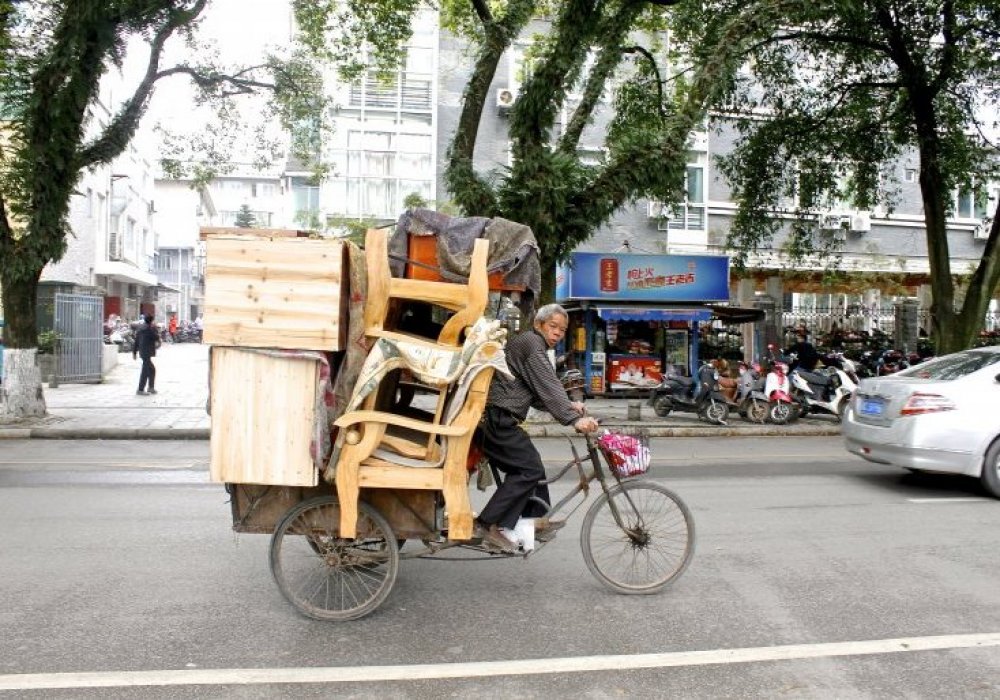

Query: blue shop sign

[556,252,730,302]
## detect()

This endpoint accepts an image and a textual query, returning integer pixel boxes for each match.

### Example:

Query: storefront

[555,251,754,395]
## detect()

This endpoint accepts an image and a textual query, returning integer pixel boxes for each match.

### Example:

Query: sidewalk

[0,343,842,440]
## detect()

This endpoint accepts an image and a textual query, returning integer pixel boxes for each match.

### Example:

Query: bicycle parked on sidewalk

[260,426,695,621]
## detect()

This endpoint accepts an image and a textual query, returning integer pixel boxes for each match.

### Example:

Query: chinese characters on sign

[625,266,696,290]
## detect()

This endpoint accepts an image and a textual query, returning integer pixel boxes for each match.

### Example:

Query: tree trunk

[0,267,47,421]
[0,348,47,421]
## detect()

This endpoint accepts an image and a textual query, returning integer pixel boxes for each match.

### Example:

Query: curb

[523,423,842,438]
[0,425,841,440]
[0,428,211,440]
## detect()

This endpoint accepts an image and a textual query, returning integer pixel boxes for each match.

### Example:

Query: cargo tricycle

[230,427,694,621]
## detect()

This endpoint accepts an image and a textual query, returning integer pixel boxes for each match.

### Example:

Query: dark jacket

[786,340,819,371]
[486,328,579,425]
[134,324,160,359]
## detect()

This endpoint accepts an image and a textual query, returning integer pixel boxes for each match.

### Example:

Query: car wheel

[981,440,1000,498]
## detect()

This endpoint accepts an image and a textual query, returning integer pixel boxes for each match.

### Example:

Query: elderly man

[475,303,599,552]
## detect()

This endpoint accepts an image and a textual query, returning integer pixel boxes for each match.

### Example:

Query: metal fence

[54,293,104,383]
[700,305,1000,364]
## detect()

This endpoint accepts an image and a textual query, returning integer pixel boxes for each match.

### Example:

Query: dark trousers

[478,406,551,530]
[138,357,156,392]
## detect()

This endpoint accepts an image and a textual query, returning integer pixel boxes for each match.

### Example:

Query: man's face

[535,313,568,348]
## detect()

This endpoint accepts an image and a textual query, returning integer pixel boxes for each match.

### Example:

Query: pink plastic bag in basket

[597,431,651,477]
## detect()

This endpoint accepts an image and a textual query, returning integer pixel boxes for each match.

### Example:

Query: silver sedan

[842,345,1000,497]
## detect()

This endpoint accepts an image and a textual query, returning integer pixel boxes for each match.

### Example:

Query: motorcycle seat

[669,375,695,389]
[798,369,833,386]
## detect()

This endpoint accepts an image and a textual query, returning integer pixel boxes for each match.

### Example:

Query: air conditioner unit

[851,211,872,233]
[496,87,516,115]
[647,201,664,219]
[973,219,992,241]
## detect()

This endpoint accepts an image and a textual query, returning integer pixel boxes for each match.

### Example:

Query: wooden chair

[331,228,496,541]
[364,227,489,348]
[361,226,490,425]
[333,357,498,541]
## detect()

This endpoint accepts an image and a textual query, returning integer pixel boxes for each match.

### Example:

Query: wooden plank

[200,226,311,240]
[358,465,444,490]
[209,347,320,486]
[204,238,346,351]
[228,484,437,540]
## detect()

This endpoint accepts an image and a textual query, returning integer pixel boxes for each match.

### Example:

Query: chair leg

[335,429,382,539]
[442,453,473,540]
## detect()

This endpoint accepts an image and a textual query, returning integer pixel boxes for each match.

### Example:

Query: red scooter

[763,358,799,424]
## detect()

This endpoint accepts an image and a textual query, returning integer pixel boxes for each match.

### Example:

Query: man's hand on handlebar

[574,415,599,433]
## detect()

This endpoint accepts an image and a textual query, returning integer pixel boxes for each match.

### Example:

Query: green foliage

[402,192,427,210]
[680,0,1000,349]
[234,204,256,228]
[36,330,59,355]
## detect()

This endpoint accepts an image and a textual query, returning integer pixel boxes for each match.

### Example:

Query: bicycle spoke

[581,482,695,594]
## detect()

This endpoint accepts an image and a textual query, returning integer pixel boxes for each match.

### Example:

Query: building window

[662,165,706,231]
[954,184,993,220]
[904,168,917,183]
[331,130,433,218]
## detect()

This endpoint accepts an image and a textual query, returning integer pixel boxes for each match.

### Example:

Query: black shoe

[147,389,157,395]
[136,390,146,395]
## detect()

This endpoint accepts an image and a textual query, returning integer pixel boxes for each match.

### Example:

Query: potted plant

[35,330,59,380]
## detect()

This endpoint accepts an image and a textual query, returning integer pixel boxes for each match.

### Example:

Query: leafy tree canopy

[669,0,1000,351]
[293,0,801,297]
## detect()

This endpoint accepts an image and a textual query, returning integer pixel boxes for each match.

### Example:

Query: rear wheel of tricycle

[269,495,399,621]
[580,482,695,595]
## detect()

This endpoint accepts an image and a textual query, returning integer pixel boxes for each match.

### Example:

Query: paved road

[1,438,998,698]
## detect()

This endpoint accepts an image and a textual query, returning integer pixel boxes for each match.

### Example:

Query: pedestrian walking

[133,314,161,395]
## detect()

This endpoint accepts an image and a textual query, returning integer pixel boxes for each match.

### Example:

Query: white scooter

[788,363,857,420]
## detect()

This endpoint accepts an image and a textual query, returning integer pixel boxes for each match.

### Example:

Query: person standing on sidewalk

[474,303,599,552]
[133,315,161,395]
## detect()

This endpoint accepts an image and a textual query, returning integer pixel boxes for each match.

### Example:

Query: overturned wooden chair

[331,227,498,541]
[333,348,502,541]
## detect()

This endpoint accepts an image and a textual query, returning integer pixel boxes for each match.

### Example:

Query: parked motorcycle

[788,363,857,420]
[763,358,799,424]
[648,361,730,425]
[876,349,909,375]
[734,360,769,423]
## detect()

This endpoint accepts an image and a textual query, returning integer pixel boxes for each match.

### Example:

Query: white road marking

[906,497,991,503]
[1,632,998,690]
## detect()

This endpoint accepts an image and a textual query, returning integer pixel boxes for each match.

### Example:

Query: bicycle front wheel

[580,481,695,594]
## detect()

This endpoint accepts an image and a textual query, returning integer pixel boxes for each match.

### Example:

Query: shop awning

[595,306,712,322]
[590,304,764,323]
[706,304,766,323]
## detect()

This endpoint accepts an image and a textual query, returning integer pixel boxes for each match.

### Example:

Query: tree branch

[446,0,537,214]
[559,0,650,154]
[78,0,209,169]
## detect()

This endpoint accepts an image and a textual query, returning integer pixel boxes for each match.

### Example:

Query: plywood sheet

[209,347,320,486]
[203,237,346,351]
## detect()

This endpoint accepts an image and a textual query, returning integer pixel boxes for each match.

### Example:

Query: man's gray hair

[534,303,568,324]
